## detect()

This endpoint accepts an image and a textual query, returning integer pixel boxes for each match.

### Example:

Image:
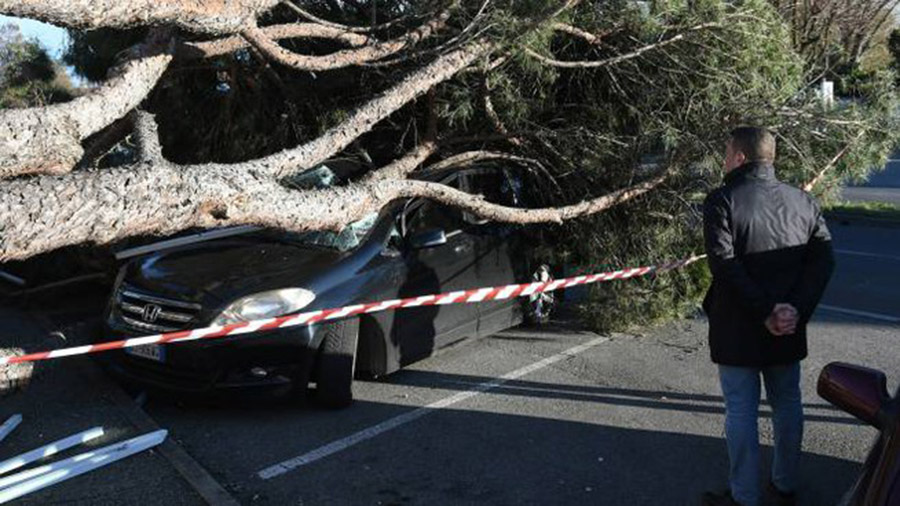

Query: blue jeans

[718,362,803,506]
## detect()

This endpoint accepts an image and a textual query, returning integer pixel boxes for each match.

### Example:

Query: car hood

[124,237,344,302]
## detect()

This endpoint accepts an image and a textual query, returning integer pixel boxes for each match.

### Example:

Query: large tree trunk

[0,159,665,261]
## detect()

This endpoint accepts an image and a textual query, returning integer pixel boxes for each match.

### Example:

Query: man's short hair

[729,127,776,162]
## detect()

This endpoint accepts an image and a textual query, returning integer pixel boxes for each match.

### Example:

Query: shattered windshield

[259,165,380,252]
[275,212,379,252]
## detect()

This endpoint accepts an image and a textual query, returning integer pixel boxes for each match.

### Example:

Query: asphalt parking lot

[2,217,898,506]
[134,219,897,506]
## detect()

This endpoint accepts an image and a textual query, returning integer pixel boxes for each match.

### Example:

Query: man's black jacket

[702,161,835,367]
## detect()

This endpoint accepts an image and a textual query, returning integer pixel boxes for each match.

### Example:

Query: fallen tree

[0,0,897,335]
[0,0,718,261]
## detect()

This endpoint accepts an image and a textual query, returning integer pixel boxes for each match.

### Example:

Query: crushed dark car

[100,164,557,407]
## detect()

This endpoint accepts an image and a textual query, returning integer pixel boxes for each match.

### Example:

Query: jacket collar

[724,161,776,185]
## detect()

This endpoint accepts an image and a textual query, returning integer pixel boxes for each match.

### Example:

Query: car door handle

[454,244,471,254]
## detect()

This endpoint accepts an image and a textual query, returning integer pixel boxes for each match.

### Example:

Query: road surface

[842,155,900,205]
[127,218,899,506]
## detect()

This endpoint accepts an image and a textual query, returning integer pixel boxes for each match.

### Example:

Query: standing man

[701,127,835,506]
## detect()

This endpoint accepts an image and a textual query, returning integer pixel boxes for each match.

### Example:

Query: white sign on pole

[821,80,835,109]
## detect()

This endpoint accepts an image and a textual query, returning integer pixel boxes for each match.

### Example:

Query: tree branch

[0,0,280,35]
[390,171,668,224]
[362,142,439,183]
[363,89,439,183]
[551,22,619,46]
[525,23,720,68]
[3,39,487,183]
[483,87,524,147]
[803,130,866,192]
[180,23,372,59]
[241,1,459,71]
[281,0,426,33]
[232,40,492,179]
[0,41,173,179]
[423,150,536,173]
[0,161,666,261]
[134,112,166,165]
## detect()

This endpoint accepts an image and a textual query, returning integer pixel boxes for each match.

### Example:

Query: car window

[405,201,465,236]
[404,176,465,236]
[466,170,521,207]
[460,169,523,225]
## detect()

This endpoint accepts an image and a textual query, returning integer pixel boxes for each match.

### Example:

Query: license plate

[125,344,165,363]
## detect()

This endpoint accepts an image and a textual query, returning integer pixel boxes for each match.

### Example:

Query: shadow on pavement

[149,397,862,506]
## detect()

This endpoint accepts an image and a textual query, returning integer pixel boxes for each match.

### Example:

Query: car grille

[115,285,203,333]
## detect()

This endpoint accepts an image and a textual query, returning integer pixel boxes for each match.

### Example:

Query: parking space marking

[256,335,610,480]
[834,249,900,262]
[819,304,900,323]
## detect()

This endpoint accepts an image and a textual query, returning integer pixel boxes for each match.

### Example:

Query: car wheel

[523,264,556,326]
[314,317,360,409]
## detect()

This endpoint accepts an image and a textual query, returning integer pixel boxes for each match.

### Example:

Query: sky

[0,15,86,86]
[0,15,69,58]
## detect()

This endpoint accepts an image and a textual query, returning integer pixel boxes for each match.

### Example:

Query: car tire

[522,263,557,326]
[314,317,360,409]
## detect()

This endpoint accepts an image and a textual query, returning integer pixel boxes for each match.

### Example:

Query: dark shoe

[767,481,797,506]
[701,490,744,506]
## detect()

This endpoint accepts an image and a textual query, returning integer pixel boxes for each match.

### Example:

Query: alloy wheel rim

[529,265,555,320]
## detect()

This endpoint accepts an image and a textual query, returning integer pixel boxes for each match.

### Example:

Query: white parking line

[256,335,610,480]
[835,249,900,262]
[819,304,900,323]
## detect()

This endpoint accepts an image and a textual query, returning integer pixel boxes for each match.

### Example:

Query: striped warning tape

[0,255,706,366]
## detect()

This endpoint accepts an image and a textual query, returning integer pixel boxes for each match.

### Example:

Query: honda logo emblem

[142,304,162,323]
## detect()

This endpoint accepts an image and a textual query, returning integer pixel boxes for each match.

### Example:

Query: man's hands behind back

[765,303,799,336]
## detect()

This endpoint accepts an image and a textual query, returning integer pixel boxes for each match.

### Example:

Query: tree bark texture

[0,0,280,35]
[240,1,458,71]
[181,23,371,59]
[0,160,665,262]
[0,48,172,178]
[0,0,676,263]
[231,41,491,179]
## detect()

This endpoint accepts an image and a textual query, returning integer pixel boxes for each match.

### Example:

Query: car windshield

[258,165,380,252]
[271,213,379,252]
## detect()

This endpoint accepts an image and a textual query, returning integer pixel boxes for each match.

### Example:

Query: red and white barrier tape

[0,255,706,366]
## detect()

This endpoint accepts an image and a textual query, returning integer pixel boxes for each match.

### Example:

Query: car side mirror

[818,362,892,429]
[408,228,448,250]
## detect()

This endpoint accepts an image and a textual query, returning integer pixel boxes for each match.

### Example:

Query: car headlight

[212,288,316,326]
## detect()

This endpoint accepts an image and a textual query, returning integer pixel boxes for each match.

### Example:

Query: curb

[825,210,900,228]
[76,359,241,506]
[22,316,240,506]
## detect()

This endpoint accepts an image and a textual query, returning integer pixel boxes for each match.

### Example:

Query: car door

[459,167,526,337]
[396,177,479,363]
